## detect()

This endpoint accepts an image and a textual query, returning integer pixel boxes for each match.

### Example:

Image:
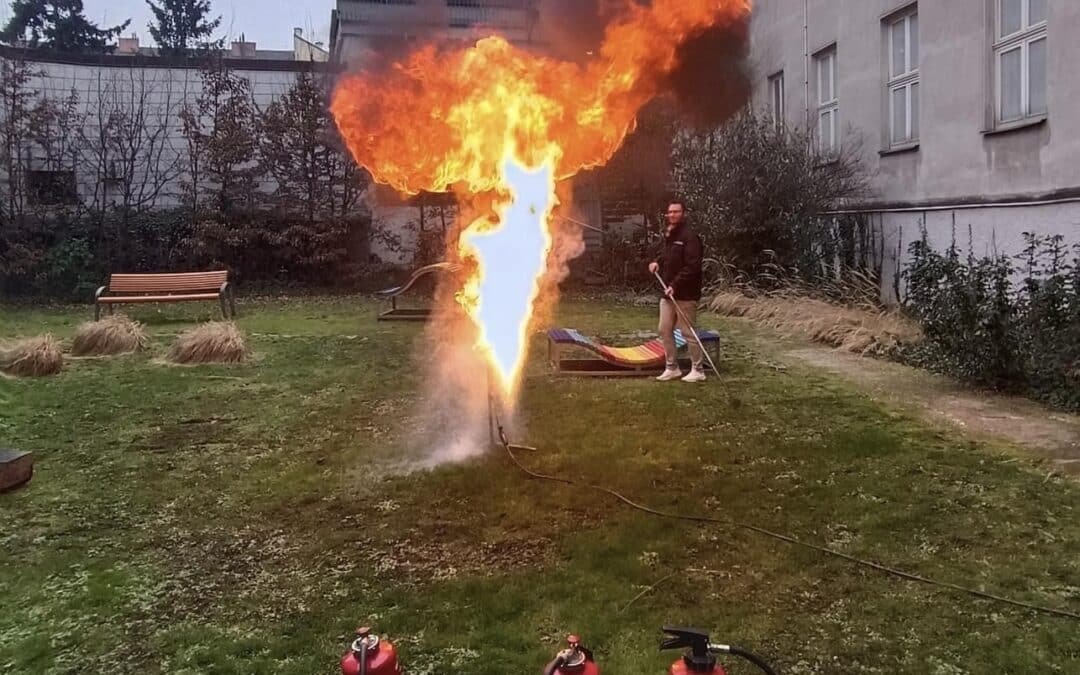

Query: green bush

[0,209,377,301]
[184,212,372,286]
[900,230,1080,411]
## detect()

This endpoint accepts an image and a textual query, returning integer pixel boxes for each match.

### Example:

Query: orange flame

[332,0,751,398]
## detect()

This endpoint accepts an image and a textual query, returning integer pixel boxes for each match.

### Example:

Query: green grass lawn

[2,296,1079,674]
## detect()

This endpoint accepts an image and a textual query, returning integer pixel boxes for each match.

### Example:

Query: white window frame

[815,46,838,154]
[887,8,919,147]
[768,71,785,130]
[993,0,1047,125]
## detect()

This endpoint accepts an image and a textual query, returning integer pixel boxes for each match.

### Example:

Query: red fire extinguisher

[661,626,776,675]
[543,634,599,675]
[340,626,401,675]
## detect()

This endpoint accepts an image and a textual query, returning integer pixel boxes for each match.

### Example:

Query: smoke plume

[535,0,751,128]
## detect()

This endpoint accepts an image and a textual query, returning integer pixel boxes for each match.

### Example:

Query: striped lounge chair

[376,262,463,321]
[547,328,721,376]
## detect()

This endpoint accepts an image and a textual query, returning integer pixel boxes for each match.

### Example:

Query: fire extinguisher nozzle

[542,656,566,675]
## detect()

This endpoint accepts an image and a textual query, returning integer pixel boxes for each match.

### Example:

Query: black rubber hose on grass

[493,422,1080,623]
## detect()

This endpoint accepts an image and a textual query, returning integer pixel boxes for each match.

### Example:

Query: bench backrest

[108,271,228,294]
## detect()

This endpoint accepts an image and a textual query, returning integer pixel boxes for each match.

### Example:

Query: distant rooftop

[115,29,329,63]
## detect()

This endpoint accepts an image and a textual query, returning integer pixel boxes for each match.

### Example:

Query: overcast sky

[22,0,338,50]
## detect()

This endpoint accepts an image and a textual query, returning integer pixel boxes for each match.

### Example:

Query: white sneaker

[682,369,707,383]
[656,368,682,382]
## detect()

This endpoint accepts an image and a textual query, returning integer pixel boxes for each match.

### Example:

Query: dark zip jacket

[655,221,704,301]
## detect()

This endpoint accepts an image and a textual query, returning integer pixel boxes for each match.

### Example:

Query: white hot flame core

[459,155,557,398]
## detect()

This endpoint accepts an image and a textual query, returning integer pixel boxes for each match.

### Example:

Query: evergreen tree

[145,0,221,57]
[0,0,129,53]
[179,64,260,217]
[259,71,366,223]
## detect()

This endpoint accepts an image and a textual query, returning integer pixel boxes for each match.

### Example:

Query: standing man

[648,200,706,382]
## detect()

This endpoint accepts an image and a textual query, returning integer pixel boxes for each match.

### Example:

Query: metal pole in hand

[487,370,497,448]
[654,271,721,376]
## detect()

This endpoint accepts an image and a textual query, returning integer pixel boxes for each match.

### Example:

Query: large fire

[332,0,751,400]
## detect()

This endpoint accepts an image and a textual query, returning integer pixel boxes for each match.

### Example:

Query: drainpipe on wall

[803,0,810,134]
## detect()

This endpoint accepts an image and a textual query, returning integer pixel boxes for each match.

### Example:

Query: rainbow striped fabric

[547,328,719,368]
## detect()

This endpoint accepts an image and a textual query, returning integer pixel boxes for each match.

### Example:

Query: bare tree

[0,55,38,222]
[257,70,371,277]
[26,85,81,222]
[77,66,184,224]
[0,54,82,286]
[672,111,870,276]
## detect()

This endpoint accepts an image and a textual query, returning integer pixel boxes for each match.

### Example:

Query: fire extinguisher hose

[490,416,1080,623]
[726,645,778,675]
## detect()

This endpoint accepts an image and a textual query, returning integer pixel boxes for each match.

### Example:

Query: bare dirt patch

[777,343,1080,473]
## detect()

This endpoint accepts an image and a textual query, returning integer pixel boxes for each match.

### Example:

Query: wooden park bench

[94,271,236,320]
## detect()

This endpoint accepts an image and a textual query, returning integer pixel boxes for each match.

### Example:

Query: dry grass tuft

[709,290,921,355]
[168,322,248,365]
[0,335,64,377]
[71,314,148,356]
[708,291,756,317]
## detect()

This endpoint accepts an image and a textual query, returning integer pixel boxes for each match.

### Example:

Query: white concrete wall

[294,33,331,62]
[7,54,313,209]
[17,60,304,208]
[878,202,1080,303]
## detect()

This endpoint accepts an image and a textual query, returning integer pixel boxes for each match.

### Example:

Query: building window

[994,0,1047,124]
[768,71,785,130]
[27,170,78,206]
[887,8,919,146]
[815,46,838,153]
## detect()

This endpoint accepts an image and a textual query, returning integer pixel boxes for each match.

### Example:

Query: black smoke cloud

[664,20,751,128]
[533,0,625,63]
[353,0,750,129]
[535,0,751,128]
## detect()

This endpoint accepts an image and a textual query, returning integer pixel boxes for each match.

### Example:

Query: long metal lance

[653,270,721,376]
[554,213,605,234]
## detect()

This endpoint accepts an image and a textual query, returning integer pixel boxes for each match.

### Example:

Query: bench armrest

[94,285,107,301]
